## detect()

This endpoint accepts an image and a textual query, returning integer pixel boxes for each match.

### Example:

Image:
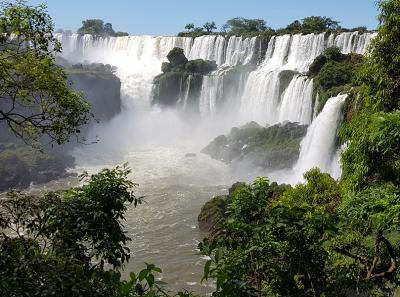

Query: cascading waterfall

[55,33,257,111]
[278,75,313,125]
[56,31,376,180]
[240,71,281,124]
[293,94,347,179]
[198,74,224,116]
[238,32,375,127]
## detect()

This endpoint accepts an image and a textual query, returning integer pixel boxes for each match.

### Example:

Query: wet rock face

[0,143,75,192]
[201,121,307,170]
[68,67,122,123]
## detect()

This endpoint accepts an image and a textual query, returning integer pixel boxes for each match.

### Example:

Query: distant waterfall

[56,32,375,116]
[238,31,375,126]
[293,94,347,178]
[55,31,376,182]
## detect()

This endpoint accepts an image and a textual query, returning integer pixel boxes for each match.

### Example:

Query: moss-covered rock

[153,48,217,107]
[198,182,245,231]
[166,47,188,67]
[0,143,75,191]
[202,121,307,170]
[185,59,217,74]
[308,48,363,112]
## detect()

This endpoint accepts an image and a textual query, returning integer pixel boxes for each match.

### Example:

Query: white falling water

[327,31,378,54]
[224,36,257,66]
[312,93,320,120]
[198,74,224,116]
[293,94,347,179]
[188,35,226,65]
[240,71,281,124]
[239,31,375,126]
[278,75,313,125]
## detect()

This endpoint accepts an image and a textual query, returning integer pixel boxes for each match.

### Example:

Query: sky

[27,0,379,36]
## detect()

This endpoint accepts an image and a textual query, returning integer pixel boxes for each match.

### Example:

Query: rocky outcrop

[67,63,122,122]
[201,121,307,170]
[152,48,217,107]
[198,182,245,232]
[0,143,75,191]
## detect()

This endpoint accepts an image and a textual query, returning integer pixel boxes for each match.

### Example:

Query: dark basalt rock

[152,48,217,107]
[68,63,122,123]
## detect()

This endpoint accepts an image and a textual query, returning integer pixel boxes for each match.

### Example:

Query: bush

[185,59,217,74]
[166,47,188,67]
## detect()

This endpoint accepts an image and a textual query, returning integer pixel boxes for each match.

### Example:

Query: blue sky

[27,0,379,36]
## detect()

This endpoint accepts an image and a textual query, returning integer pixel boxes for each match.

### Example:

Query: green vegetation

[200,170,339,296]
[278,16,340,35]
[225,17,268,35]
[308,47,364,112]
[0,165,196,297]
[178,15,369,38]
[198,1,400,296]
[0,0,91,146]
[77,19,129,37]
[201,121,307,170]
[153,48,217,106]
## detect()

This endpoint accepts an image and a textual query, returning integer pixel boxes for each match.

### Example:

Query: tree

[285,20,302,33]
[0,0,90,145]
[301,16,340,33]
[203,21,217,33]
[77,19,128,37]
[200,171,340,297]
[77,19,105,35]
[225,17,267,35]
[0,165,198,297]
[220,24,229,33]
[104,22,115,35]
[184,23,194,31]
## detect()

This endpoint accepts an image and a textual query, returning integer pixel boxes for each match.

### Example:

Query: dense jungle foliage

[198,1,400,296]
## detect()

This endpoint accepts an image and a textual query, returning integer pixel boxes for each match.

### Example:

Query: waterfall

[238,31,374,126]
[224,36,257,66]
[198,74,224,116]
[240,71,281,124]
[278,75,313,125]
[55,32,374,123]
[293,94,347,178]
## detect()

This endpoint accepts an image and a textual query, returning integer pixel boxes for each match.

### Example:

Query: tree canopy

[77,19,129,37]
[225,17,268,35]
[0,0,91,145]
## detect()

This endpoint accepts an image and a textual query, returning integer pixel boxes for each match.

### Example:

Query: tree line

[180,16,369,37]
